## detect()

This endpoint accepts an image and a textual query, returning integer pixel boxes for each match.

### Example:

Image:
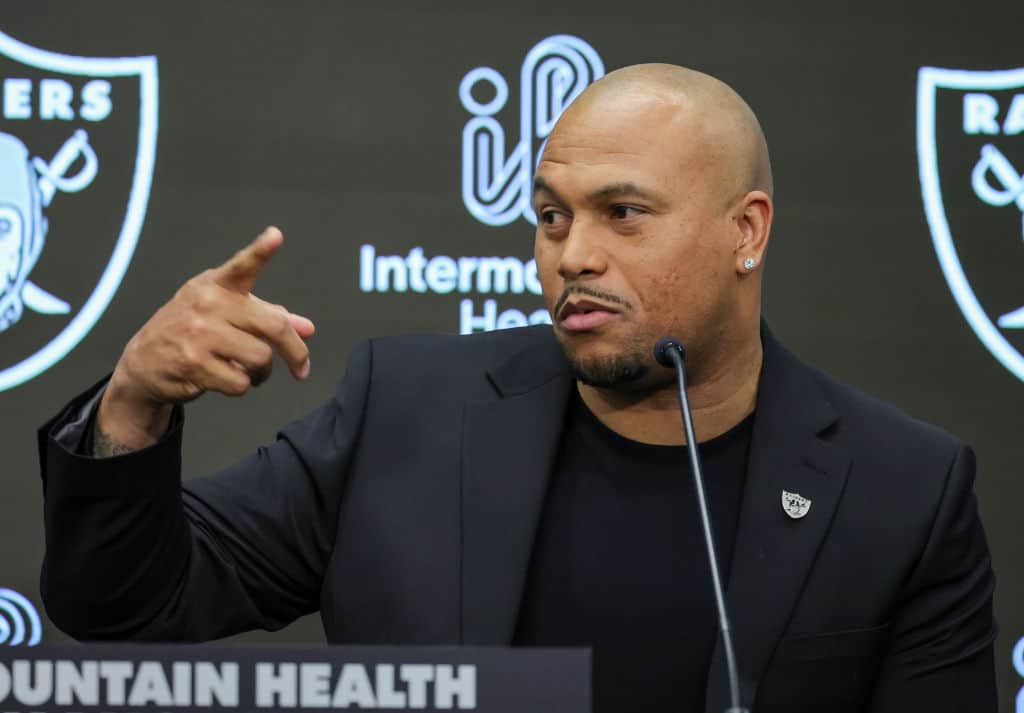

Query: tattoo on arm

[93,427,136,458]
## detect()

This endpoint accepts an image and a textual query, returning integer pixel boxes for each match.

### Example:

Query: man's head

[533,63,773,393]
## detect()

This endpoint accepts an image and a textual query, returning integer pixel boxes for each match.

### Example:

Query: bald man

[40,65,995,712]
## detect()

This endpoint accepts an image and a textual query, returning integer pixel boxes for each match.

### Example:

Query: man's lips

[558,299,621,331]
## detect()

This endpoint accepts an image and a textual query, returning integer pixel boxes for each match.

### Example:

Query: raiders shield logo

[0,30,157,392]
[781,490,812,520]
[917,67,1024,383]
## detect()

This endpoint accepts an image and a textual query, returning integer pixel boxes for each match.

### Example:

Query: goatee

[564,350,649,389]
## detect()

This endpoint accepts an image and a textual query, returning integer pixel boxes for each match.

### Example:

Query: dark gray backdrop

[2,1,1022,708]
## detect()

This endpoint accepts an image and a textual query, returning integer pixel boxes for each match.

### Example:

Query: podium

[0,645,590,712]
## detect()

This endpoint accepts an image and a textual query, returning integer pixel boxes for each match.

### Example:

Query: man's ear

[734,190,772,274]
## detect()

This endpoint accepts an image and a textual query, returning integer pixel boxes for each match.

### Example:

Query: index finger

[211,226,284,294]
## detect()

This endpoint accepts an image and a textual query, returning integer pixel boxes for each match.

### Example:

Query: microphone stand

[655,338,749,713]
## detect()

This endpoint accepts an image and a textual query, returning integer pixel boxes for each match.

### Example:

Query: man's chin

[555,329,678,391]
[563,351,649,390]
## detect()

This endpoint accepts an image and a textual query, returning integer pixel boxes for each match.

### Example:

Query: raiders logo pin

[782,490,812,519]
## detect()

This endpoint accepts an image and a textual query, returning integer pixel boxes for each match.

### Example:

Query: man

[39,65,996,712]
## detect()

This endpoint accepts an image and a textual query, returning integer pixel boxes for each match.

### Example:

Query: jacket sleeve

[38,340,375,642]
[867,445,998,713]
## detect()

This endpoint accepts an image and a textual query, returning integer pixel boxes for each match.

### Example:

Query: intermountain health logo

[0,30,157,391]
[460,34,605,227]
[358,35,605,334]
[918,67,1024,383]
[0,588,41,646]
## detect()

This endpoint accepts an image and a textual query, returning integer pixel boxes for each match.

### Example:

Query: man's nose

[558,220,607,280]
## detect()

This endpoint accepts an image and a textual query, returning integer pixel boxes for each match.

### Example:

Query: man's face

[533,94,742,392]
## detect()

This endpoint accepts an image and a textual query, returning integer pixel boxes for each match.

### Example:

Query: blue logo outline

[0,587,41,646]
[460,34,604,227]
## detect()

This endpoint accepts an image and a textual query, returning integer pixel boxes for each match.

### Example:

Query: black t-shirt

[513,392,753,713]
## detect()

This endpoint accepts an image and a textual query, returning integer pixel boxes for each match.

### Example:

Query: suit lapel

[705,329,851,712]
[461,333,573,644]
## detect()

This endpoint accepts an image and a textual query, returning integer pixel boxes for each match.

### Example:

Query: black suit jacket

[38,325,996,712]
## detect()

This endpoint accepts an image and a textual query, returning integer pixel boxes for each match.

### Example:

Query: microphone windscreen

[653,337,685,368]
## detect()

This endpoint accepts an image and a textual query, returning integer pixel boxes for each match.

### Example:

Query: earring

[743,257,757,271]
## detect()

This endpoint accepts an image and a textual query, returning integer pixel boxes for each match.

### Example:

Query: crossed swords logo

[973,143,1024,239]
[0,129,97,332]
[973,143,1024,328]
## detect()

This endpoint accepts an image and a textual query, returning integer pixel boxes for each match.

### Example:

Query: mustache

[554,285,632,317]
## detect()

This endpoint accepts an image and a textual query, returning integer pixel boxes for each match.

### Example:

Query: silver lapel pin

[782,490,812,519]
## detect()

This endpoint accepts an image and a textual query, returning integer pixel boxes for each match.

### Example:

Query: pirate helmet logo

[0,131,47,331]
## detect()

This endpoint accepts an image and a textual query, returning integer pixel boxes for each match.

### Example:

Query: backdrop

[1,0,1022,708]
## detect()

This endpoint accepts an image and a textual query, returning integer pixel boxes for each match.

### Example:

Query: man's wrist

[94,372,174,456]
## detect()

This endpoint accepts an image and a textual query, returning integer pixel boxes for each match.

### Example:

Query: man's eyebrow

[533,176,563,201]
[534,178,665,207]
[586,182,664,205]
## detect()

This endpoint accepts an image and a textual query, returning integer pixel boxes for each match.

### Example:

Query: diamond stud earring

[743,257,757,271]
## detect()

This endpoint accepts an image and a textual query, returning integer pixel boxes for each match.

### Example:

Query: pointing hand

[96,227,316,453]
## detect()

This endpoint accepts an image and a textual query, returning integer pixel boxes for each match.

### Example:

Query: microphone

[653,337,749,713]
